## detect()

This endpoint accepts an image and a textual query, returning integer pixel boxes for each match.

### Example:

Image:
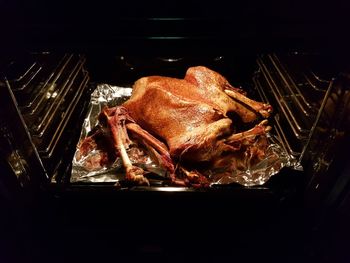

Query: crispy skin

[184,66,258,122]
[124,85,229,160]
[123,66,272,162]
[128,69,257,123]
[78,66,273,186]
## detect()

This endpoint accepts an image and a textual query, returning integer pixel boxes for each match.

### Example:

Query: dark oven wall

[1,0,350,56]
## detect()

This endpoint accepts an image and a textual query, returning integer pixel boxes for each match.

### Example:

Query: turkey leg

[126,123,194,186]
[102,107,150,185]
[225,120,272,148]
[224,89,273,118]
[126,122,174,174]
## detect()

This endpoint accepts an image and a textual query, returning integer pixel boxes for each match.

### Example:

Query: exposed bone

[126,122,174,173]
[126,123,189,186]
[105,107,150,186]
[224,89,273,118]
[117,132,149,186]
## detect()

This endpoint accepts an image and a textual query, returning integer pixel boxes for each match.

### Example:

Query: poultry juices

[77,66,273,186]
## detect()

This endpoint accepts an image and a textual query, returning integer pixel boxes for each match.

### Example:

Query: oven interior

[1,51,349,197]
[1,50,349,263]
[1,6,350,262]
[2,0,350,260]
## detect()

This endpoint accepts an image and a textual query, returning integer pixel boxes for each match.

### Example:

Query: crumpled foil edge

[71,84,301,186]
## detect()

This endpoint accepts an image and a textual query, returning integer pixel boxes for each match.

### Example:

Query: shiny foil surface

[71,84,300,186]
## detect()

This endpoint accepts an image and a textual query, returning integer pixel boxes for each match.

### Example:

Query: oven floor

[1,190,304,263]
[2,185,350,263]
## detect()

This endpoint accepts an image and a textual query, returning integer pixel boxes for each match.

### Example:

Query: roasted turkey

[78,66,273,186]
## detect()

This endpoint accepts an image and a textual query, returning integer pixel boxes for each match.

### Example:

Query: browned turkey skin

[79,66,272,186]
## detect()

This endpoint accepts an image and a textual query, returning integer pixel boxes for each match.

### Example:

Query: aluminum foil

[207,135,300,186]
[71,84,300,186]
